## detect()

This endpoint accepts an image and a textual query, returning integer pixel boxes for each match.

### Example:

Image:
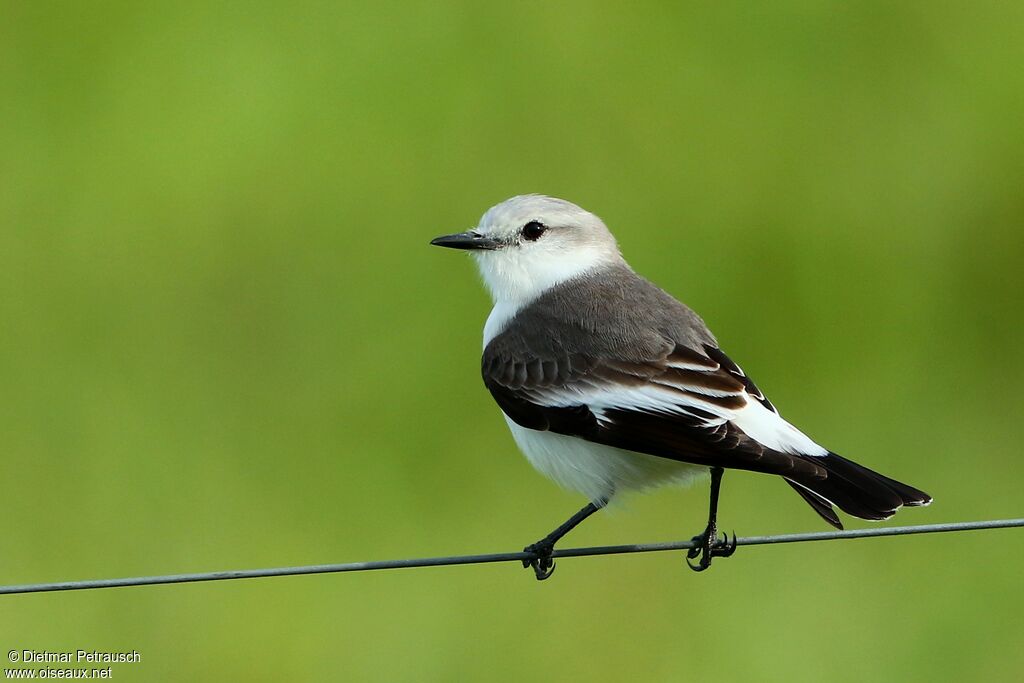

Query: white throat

[477,245,622,347]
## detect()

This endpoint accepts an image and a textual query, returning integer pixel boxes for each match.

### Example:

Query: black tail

[785,452,932,530]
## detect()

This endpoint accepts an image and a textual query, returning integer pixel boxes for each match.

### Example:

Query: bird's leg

[686,467,737,572]
[523,497,607,581]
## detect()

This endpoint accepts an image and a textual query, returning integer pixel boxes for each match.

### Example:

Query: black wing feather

[482,342,827,480]
[483,338,931,526]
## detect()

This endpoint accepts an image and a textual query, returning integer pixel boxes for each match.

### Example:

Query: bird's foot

[686,522,737,573]
[522,540,556,581]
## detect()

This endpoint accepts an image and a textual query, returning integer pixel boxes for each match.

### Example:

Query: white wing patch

[527,371,828,457]
[665,358,721,371]
[730,397,827,456]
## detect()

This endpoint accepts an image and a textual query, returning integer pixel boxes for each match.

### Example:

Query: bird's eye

[522,220,546,241]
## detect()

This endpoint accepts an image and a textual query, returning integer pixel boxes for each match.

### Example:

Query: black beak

[429,231,500,251]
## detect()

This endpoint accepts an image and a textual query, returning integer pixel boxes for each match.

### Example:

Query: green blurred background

[2,2,1023,680]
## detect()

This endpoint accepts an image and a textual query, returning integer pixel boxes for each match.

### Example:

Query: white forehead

[468,195,624,310]
[478,195,606,234]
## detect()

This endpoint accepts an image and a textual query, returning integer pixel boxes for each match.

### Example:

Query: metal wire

[1,518,1020,595]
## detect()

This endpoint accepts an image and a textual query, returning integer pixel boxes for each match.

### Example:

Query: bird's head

[431,195,623,305]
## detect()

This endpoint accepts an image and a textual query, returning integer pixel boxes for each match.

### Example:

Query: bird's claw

[686,527,737,572]
[523,542,556,581]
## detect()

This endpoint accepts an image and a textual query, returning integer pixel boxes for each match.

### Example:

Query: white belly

[504,414,706,504]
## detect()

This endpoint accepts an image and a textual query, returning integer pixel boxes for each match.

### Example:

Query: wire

[1,518,1020,596]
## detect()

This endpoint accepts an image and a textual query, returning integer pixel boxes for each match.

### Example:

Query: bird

[430,195,931,580]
